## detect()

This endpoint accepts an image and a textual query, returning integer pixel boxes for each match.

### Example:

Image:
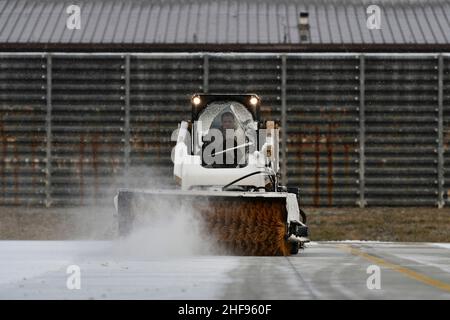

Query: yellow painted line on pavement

[337,244,450,293]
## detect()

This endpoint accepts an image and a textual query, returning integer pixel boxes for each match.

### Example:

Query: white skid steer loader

[114,94,309,255]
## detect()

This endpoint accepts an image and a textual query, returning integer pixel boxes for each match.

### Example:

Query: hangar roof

[0,0,448,51]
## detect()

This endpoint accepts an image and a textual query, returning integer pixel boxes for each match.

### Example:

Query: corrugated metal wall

[51,55,126,206]
[444,55,450,205]
[0,55,47,206]
[286,55,360,207]
[208,56,282,122]
[365,56,439,206]
[0,53,449,208]
[129,55,203,188]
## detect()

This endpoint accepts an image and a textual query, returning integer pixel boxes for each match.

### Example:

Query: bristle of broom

[196,199,291,256]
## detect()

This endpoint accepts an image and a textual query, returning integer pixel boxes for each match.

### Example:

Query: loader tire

[117,191,134,237]
[290,241,299,255]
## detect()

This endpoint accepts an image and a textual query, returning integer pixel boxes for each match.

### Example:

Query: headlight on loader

[192,95,201,106]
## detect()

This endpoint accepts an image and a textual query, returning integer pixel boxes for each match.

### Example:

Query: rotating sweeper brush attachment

[116,189,308,255]
[114,94,309,255]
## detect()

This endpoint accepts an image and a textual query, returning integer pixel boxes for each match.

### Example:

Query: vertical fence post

[45,54,52,207]
[124,55,131,188]
[281,55,287,186]
[437,54,445,208]
[358,54,366,208]
[203,54,209,93]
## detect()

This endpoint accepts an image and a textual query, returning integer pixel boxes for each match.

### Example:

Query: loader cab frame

[191,94,261,169]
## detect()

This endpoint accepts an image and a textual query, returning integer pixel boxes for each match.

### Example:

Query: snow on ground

[0,241,239,299]
[1,241,450,299]
[429,243,450,250]
[0,241,111,285]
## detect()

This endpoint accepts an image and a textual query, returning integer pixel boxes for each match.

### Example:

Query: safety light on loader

[249,96,259,106]
[192,95,201,106]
